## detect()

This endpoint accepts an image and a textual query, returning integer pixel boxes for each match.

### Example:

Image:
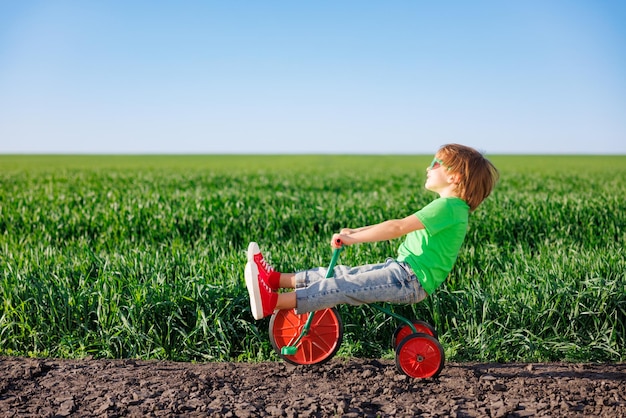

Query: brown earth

[1,356,625,417]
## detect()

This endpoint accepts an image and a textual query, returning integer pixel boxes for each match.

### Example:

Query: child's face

[425,156,453,194]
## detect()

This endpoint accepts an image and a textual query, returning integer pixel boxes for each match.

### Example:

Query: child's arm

[333,215,424,248]
[339,225,374,235]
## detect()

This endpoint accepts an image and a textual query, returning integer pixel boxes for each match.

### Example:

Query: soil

[1,356,625,417]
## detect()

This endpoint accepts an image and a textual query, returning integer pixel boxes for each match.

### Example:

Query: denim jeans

[294,258,428,314]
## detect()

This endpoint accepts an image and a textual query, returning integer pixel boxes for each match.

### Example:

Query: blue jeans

[294,258,428,314]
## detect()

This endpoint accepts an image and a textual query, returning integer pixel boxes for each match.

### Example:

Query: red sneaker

[245,257,278,320]
[247,242,280,290]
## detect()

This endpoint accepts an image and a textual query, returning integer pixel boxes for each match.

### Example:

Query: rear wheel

[269,308,343,365]
[395,333,445,379]
[391,320,438,349]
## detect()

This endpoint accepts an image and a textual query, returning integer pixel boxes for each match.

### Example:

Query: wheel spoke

[270,308,343,365]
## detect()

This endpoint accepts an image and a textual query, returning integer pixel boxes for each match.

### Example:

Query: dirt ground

[1,356,625,417]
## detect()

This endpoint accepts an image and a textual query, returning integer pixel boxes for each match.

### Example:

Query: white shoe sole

[247,242,260,264]
[245,260,263,320]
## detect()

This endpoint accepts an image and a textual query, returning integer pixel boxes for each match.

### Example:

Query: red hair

[437,144,499,211]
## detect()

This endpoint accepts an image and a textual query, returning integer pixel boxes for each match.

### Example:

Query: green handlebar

[325,247,343,278]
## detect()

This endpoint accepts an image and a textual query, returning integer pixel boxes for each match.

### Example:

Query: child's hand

[340,228,355,235]
[331,234,345,249]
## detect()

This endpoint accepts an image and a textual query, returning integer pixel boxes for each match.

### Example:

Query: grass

[0,154,624,363]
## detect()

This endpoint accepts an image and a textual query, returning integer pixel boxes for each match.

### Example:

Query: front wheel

[269,308,343,366]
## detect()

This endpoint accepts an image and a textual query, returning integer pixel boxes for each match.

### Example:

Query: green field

[1,154,624,363]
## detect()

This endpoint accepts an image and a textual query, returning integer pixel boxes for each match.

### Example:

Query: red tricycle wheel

[269,308,343,365]
[395,333,445,379]
[391,320,438,348]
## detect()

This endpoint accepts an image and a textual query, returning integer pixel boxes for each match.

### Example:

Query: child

[245,143,499,320]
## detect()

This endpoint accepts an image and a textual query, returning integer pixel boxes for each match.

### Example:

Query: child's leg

[294,258,427,314]
[248,242,331,290]
[279,273,296,289]
[274,268,336,309]
[246,243,426,319]
[276,292,296,310]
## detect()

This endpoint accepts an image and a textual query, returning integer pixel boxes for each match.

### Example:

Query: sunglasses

[428,157,448,170]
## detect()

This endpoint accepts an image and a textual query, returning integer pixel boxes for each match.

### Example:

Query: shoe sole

[245,260,263,320]
[247,242,260,264]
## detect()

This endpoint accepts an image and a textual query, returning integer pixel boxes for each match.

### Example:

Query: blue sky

[1,1,625,154]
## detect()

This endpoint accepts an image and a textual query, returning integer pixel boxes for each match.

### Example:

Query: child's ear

[447,173,461,185]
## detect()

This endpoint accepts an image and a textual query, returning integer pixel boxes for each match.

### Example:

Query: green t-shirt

[397,196,469,294]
